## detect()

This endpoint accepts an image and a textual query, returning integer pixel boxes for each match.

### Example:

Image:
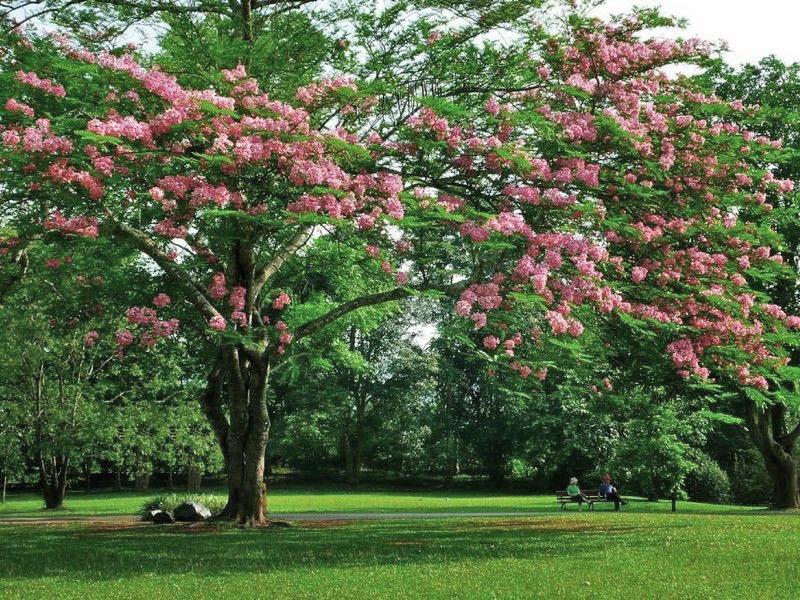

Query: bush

[685,452,731,504]
[141,492,227,518]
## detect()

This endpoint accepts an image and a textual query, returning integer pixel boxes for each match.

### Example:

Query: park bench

[555,490,621,511]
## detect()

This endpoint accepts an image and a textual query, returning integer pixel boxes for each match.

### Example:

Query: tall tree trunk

[1,470,6,503]
[343,432,361,486]
[134,472,151,490]
[747,402,800,509]
[207,347,270,526]
[83,459,91,493]
[39,454,69,509]
[770,453,800,509]
[187,462,202,491]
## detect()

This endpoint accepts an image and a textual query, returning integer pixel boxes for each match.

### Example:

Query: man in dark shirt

[599,474,627,511]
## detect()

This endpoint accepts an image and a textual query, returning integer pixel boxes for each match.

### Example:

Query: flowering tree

[705,56,800,507]
[2,2,800,522]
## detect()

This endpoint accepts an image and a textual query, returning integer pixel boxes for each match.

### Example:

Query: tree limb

[292,281,468,343]
[107,218,221,321]
[249,226,314,308]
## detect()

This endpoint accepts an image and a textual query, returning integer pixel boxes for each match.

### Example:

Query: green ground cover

[0,486,764,518]
[1,510,798,599]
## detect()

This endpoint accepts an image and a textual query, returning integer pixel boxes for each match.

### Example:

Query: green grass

[1,511,799,599]
[0,485,765,518]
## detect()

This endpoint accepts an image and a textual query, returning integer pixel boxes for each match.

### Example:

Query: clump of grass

[141,492,227,518]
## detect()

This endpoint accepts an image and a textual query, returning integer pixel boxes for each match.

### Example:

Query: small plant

[140,493,227,518]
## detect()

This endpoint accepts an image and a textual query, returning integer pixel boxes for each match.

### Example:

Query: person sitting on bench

[599,474,627,510]
[567,477,588,505]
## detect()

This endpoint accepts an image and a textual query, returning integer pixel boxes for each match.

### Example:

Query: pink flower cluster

[273,292,291,310]
[45,159,104,199]
[4,98,35,117]
[666,338,710,380]
[16,70,66,97]
[44,211,99,238]
[296,76,358,106]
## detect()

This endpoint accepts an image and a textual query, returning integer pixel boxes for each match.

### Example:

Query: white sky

[596,0,800,65]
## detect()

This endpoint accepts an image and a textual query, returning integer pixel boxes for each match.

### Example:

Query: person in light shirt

[566,477,589,506]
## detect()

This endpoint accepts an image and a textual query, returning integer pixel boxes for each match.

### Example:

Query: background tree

[700,57,800,507]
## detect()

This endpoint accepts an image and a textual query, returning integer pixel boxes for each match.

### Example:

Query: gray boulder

[145,509,175,524]
[173,501,211,522]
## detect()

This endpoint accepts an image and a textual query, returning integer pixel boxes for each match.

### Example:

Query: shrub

[141,493,227,518]
[685,452,731,504]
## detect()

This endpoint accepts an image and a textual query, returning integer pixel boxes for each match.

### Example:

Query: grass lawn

[1,509,799,599]
[0,485,765,518]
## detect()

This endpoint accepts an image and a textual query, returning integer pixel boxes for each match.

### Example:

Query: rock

[145,509,175,524]
[152,510,176,524]
[173,501,211,522]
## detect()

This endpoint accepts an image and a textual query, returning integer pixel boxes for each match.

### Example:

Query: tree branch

[249,226,314,308]
[107,218,220,321]
[292,281,468,343]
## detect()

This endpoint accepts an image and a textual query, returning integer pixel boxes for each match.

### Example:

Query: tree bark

[187,463,202,491]
[343,432,361,486]
[83,459,91,493]
[1,471,6,503]
[39,455,68,509]
[211,347,270,526]
[134,472,151,490]
[747,402,800,509]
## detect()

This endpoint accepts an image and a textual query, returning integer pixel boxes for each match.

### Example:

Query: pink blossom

[153,293,171,308]
[84,331,100,347]
[230,286,247,311]
[485,97,501,116]
[15,70,66,97]
[483,336,500,350]
[273,292,291,310]
[5,98,35,117]
[115,330,134,347]
[209,315,227,331]
[208,272,227,299]
[631,267,648,283]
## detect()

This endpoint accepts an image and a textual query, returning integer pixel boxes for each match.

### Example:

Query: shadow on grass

[1,518,655,581]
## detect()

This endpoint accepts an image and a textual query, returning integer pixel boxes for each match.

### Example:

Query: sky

[596,0,800,65]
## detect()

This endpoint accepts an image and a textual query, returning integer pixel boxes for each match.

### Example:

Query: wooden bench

[555,490,621,511]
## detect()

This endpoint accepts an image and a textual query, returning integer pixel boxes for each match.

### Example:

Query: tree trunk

[207,347,270,526]
[343,432,361,486]
[134,472,151,490]
[83,459,91,493]
[1,471,6,503]
[771,455,800,509]
[747,402,800,509]
[187,463,202,492]
[167,467,174,490]
[39,455,68,510]
[115,467,123,490]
